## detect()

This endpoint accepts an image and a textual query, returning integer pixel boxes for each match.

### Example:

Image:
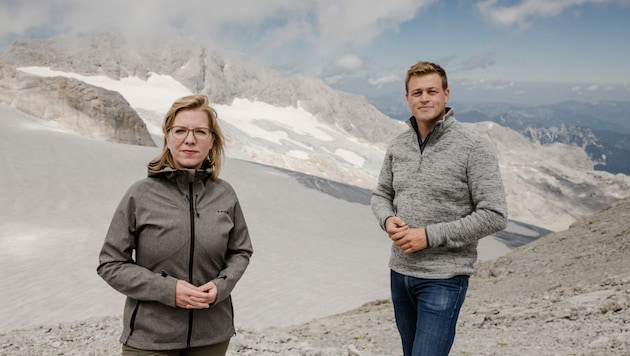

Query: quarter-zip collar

[407,107,454,153]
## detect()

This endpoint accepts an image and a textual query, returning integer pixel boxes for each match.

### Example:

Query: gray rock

[0,66,155,146]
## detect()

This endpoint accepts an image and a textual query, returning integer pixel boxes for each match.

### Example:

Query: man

[371,61,508,356]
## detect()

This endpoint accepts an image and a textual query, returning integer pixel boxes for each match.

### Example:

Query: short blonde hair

[148,94,225,181]
[405,61,448,93]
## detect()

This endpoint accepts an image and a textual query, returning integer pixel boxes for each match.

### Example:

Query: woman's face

[166,109,214,169]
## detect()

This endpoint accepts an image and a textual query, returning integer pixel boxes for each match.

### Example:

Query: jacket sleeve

[371,148,396,230]
[426,140,509,248]
[96,187,178,307]
[212,196,253,305]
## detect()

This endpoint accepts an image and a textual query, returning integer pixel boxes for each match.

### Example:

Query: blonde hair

[148,94,225,181]
[405,61,448,93]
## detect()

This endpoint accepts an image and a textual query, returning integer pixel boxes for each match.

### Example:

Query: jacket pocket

[123,299,140,343]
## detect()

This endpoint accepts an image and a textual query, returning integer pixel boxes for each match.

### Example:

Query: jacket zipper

[125,301,140,343]
[186,182,195,347]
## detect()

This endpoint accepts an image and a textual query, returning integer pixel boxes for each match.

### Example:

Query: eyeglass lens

[170,126,211,139]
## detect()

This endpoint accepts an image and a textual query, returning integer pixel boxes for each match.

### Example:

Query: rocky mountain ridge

[455,101,630,176]
[0,65,153,146]
[1,32,629,232]
[471,121,629,230]
[0,32,401,146]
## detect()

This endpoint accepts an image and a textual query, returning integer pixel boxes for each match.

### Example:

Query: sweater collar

[406,107,454,136]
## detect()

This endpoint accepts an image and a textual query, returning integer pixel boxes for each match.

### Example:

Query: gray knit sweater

[371,108,508,279]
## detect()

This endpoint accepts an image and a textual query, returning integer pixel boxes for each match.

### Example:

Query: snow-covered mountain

[0,103,526,333]
[1,31,628,233]
[0,32,402,189]
[1,32,629,335]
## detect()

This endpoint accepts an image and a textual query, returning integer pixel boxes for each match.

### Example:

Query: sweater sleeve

[426,139,508,248]
[96,186,177,307]
[371,149,396,230]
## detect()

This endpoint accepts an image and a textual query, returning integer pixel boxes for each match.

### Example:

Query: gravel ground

[2,197,628,356]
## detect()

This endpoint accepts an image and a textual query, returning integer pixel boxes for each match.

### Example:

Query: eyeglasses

[168,126,212,140]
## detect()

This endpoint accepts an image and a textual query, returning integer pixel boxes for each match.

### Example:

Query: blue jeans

[390,270,469,356]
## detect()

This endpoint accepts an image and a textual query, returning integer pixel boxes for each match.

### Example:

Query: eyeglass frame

[168,126,214,140]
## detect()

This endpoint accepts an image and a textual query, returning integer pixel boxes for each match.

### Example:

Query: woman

[98,94,253,355]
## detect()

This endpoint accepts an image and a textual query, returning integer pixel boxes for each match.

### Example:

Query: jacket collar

[148,161,214,184]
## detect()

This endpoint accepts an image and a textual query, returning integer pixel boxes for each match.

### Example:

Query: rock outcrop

[0,65,154,146]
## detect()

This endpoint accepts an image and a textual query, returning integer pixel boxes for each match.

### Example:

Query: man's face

[406,73,450,126]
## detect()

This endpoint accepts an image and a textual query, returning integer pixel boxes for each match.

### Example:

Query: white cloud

[571,86,584,95]
[476,0,616,30]
[312,1,435,54]
[486,82,515,90]
[456,52,497,71]
[368,75,400,87]
[320,54,364,84]
[457,78,515,91]
[336,54,363,71]
[324,75,344,85]
[0,0,436,61]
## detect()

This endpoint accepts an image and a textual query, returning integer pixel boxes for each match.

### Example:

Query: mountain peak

[1,31,628,233]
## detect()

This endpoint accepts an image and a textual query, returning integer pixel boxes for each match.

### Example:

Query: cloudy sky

[1,0,629,104]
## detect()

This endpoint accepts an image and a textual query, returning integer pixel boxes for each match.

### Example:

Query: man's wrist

[383,215,395,230]
[424,227,430,248]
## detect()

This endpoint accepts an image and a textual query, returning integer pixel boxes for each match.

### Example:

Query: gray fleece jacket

[371,108,508,279]
[97,165,253,350]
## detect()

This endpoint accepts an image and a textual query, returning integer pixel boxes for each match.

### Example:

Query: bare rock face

[0,66,155,146]
[471,121,630,231]
[0,32,402,146]
[453,196,630,355]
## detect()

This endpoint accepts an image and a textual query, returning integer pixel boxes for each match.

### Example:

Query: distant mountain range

[372,94,630,175]
[1,31,628,232]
